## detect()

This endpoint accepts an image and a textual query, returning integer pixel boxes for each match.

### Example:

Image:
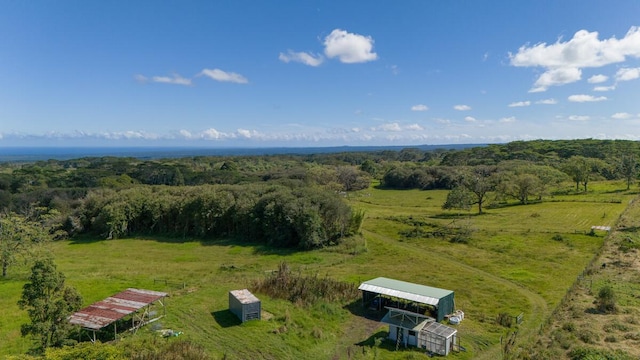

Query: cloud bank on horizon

[1,2,640,147]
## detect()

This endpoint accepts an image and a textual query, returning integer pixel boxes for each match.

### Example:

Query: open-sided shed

[69,288,167,342]
[358,277,454,322]
[229,289,261,322]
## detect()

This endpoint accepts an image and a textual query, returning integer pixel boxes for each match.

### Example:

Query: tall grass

[253,262,360,306]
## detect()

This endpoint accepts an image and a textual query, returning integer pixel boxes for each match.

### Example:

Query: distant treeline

[1,139,639,247]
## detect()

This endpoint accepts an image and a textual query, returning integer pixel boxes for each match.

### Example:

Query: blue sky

[2,1,640,147]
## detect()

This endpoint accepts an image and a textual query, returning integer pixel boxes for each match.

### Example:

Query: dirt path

[362,230,549,360]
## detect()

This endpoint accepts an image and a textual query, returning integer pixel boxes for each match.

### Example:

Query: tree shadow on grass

[212,310,241,328]
[343,299,385,322]
[67,235,305,256]
[356,330,389,347]
[430,212,482,219]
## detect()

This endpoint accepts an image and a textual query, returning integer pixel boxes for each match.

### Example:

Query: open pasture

[0,181,635,359]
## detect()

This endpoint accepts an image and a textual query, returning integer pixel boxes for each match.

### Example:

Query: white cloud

[588,74,608,83]
[390,65,399,75]
[499,117,516,123]
[278,50,324,67]
[616,67,640,82]
[535,98,558,105]
[511,27,640,68]
[370,123,427,132]
[148,73,192,86]
[454,104,471,111]
[323,29,378,63]
[411,104,429,111]
[373,123,403,132]
[134,74,148,83]
[237,129,252,138]
[179,130,193,138]
[568,94,607,102]
[200,68,248,84]
[568,115,590,121]
[612,112,633,119]
[510,27,640,90]
[201,128,226,139]
[529,67,582,92]
[593,85,616,92]
[464,116,477,122]
[508,101,531,107]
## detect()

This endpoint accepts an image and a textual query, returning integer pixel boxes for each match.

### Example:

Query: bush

[577,329,599,344]
[569,346,635,360]
[44,342,123,360]
[496,312,513,328]
[253,262,360,307]
[597,285,617,314]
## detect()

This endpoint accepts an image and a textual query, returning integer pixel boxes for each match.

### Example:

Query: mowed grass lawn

[0,180,635,359]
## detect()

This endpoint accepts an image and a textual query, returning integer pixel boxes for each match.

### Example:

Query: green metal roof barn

[358,277,454,322]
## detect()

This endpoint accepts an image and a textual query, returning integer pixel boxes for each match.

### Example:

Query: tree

[442,186,474,212]
[498,173,541,205]
[335,166,371,192]
[617,155,638,190]
[562,156,606,192]
[0,212,50,277]
[447,166,497,213]
[18,257,83,352]
[359,159,378,177]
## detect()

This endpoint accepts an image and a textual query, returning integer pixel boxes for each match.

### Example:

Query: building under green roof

[358,277,454,322]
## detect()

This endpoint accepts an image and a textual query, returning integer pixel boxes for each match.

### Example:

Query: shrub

[604,335,617,343]
[597,285,617,314]
[603,321,629,332]
[577,329,599,344]
[496,312,513,328]
[253,262,360,307]
[569,346,635,360]
[44,342,123,360]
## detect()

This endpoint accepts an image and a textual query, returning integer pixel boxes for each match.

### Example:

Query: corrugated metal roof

[69,288,167,330]
[380,308,435,331]
[229,289,260,304]
[358,277,452,306]
[421,321,457,339]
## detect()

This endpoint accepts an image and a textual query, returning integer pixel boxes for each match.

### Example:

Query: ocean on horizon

[0,144,480,162]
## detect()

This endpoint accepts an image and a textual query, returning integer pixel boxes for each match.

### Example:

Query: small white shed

[229,289,261,323]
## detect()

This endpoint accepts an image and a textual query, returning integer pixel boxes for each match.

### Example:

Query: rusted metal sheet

[69,288,167,330]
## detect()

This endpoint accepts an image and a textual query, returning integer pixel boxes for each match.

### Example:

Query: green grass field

[0,181,635,359]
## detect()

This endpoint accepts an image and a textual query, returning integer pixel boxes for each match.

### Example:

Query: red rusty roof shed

[69,288,167,340]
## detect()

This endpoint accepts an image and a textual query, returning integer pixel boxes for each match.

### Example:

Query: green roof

[358,277,453,306]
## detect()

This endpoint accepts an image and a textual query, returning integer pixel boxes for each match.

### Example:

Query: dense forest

[1,139,639,247]
[3,138,640,359]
